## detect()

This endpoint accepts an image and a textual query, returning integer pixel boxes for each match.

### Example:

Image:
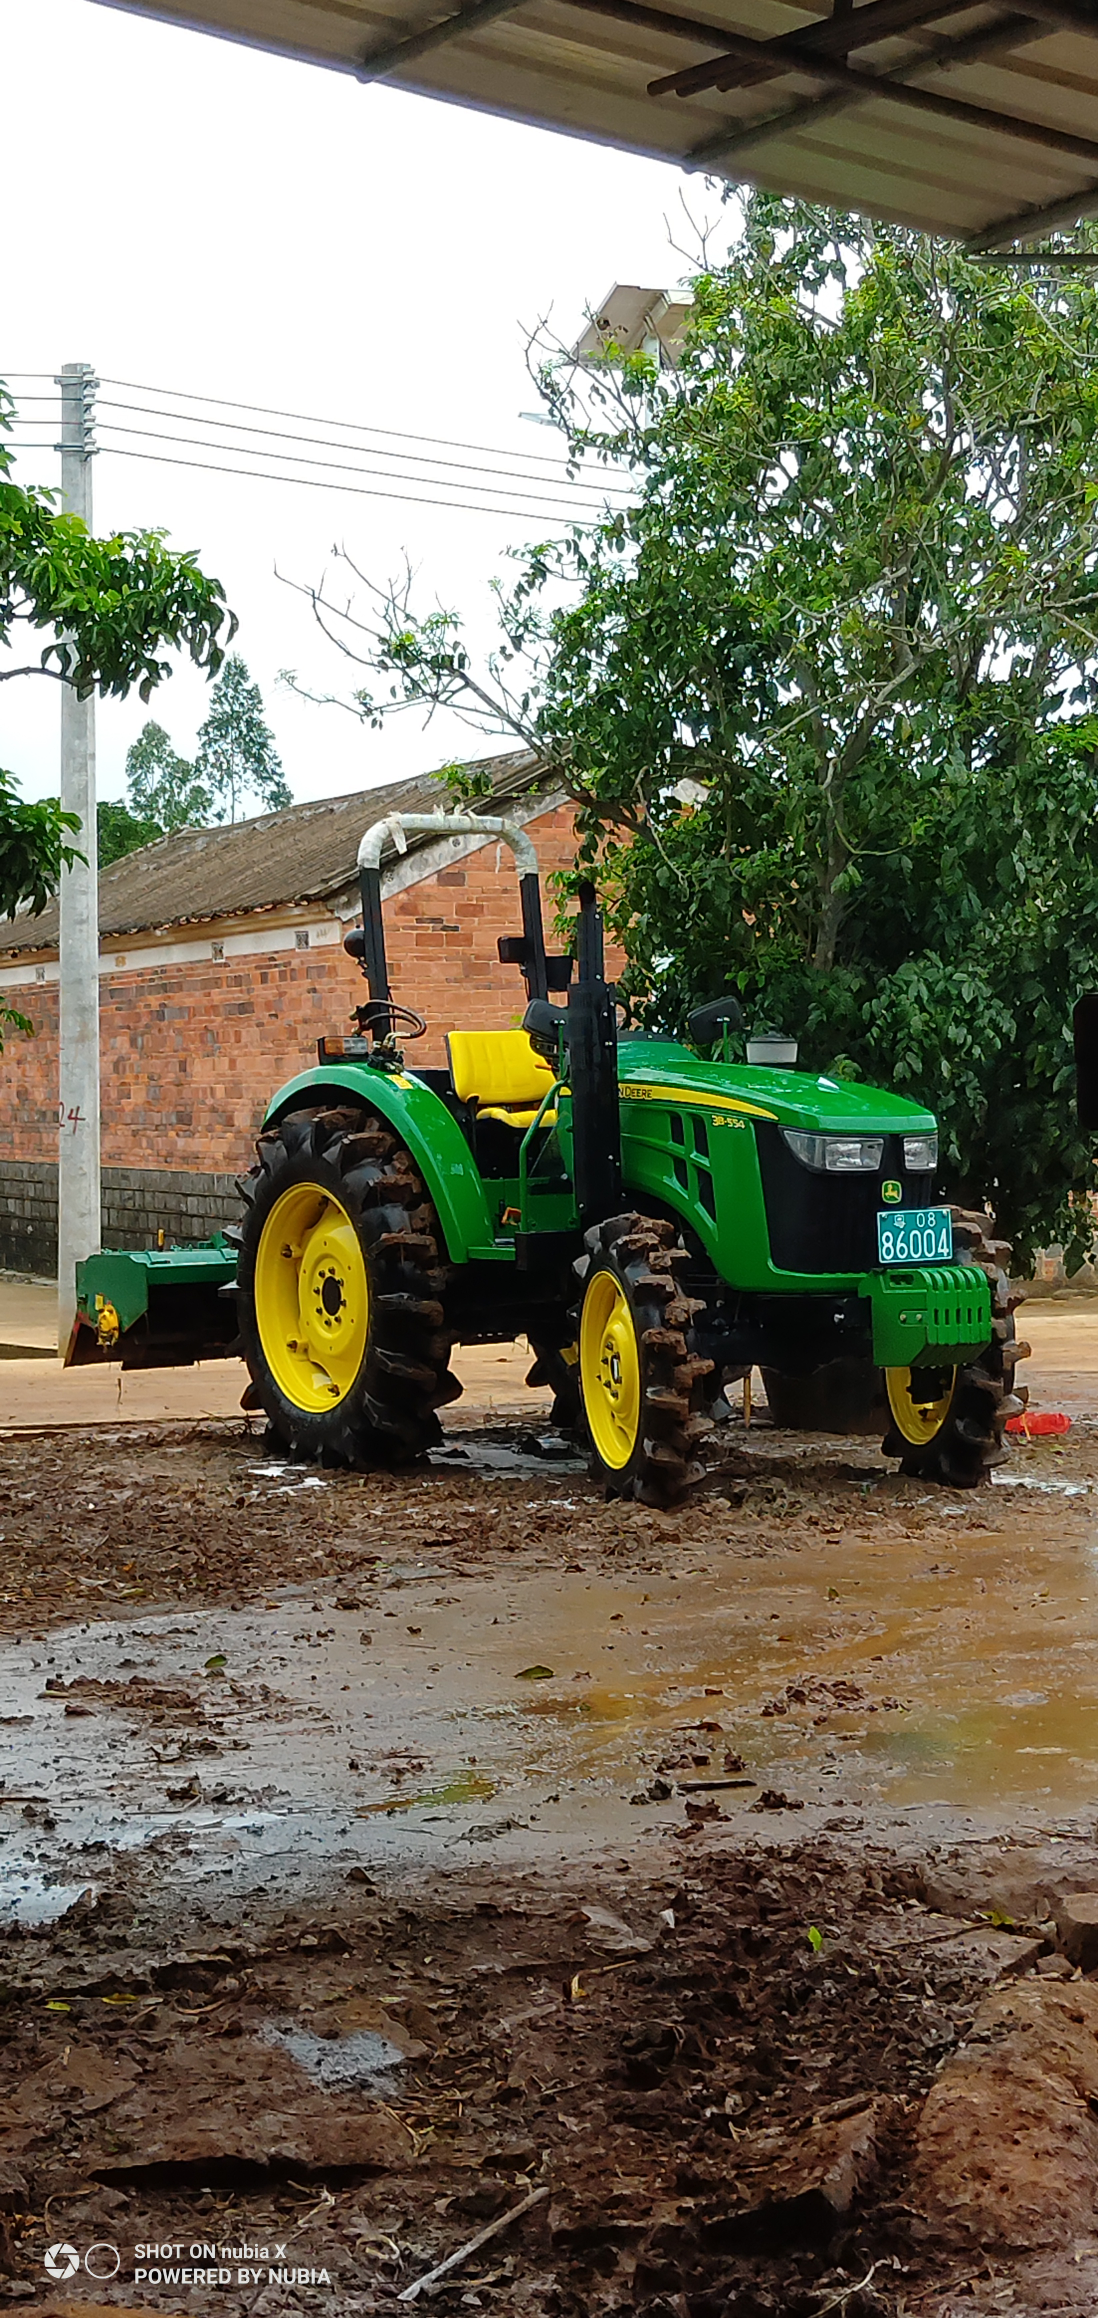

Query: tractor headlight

[782,1130,884,1173]
[903,1133,938,1172]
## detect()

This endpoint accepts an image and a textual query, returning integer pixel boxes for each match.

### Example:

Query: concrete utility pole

[56,362,101,1357]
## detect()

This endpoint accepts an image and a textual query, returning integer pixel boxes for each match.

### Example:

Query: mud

[4,1307,1098,2312]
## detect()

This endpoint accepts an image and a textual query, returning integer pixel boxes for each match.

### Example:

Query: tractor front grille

[755,1124,928,1277]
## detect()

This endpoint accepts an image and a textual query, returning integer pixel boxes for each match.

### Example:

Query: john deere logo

[882,1179,902,1204]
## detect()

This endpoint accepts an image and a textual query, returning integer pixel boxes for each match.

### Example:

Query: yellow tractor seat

[446,1029,558,1128]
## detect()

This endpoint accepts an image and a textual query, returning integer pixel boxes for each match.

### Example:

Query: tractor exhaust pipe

[353,810,549,1023]
[568,880,622,1226]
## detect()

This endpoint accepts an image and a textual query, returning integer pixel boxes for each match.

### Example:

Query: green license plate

[877,1206,953,1265]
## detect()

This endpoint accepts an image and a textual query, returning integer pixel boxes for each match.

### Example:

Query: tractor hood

[616,1038,937,1136]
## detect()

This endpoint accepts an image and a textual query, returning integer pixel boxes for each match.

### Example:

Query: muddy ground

[5,1314,1098,2315]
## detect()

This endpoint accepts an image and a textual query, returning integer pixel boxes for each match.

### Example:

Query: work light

[782,1131,884,1173]
[903,1135,938,1171]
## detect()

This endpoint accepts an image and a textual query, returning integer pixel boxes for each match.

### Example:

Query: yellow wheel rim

[254,1181,369,1413]
[580,1268,642,1471]
[885,1364,956,1446]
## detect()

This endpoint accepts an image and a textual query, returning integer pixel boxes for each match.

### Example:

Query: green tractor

[72,808,1025,1503]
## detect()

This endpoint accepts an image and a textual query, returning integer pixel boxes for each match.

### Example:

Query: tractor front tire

[525,1333,582,1429]
[880,1207,1029,1487]
[237,1105,461,1466]
[575,1213,713,1508]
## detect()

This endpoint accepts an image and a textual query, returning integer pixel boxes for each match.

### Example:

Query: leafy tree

[303,201,1098,1267]
[125,719,209,832]
[195,655,289,823]
[98,799,163,867]
[0,388,233,704]
[0,771,79,920]
[0,377,234,1044]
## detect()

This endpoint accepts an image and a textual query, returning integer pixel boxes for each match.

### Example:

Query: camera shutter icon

[44,2246,80,2281]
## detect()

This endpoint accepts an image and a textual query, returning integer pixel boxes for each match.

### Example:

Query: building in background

[0,753,607,1274]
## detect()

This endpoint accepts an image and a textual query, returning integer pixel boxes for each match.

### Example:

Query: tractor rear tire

[574,1213,714,1508]
[880,1207,1029,1487]
[236,1105,461,1466]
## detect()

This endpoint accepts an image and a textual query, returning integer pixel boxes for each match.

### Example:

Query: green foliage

[125,719,209,832]
[98,799,163,867]
[531,203,1098,1265]
[195,655,290,823]
[0,385,234,705]
[438,757,495,806]
[0,768,79,919]
[0,379,232,1055]
[292,202,1098,1263]
[0,766,80,1050]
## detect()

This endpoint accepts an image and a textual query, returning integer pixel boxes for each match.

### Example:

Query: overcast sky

[2,0,727,812]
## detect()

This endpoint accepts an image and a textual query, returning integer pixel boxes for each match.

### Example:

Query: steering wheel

[356,1000,428,1041]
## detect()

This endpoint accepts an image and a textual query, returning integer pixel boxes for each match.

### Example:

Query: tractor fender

[262,1064,497,1265]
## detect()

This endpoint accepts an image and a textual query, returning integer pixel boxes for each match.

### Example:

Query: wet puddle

[4,1463,1098,1915]
[263,2024,408,2088]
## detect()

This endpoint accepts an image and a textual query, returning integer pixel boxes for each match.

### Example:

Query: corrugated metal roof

[0,750,546,957]
[92,0,1098,247]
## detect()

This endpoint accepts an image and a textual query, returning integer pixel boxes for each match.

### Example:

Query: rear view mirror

[1074,995,1098,1132]
[687,996,743,1047]
[524,998,569,1063]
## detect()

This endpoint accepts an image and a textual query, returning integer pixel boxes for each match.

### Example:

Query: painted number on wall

[57,1104,85,1134]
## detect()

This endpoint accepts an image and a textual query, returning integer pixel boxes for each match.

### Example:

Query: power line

[101,440,611,526]
[97,372,624,479]
[94,395,635,498]
[94,416,626,515]
[5,368,641,526]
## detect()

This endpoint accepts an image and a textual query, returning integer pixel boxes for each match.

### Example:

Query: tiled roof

[0,750,546,956]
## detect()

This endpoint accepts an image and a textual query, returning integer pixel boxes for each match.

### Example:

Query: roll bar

[353,809,548,1015]
[357,810,539,876]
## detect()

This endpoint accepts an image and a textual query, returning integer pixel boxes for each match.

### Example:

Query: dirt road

[4,1302,1098,2316]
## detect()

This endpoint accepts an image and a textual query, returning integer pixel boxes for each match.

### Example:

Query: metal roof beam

[966,247,1098,260]
[679,18,1098,172]
[666,0,1010,94]
[653,0,1090,97]
[356,0,1098,89]
[684,11,1059,165]
[563,0,771,45]
[965,178,1098,245]
[357,0,524,80]
[563,0,1004,104]
[1013,0,1098,33]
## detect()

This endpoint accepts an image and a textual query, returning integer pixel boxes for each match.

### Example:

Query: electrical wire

[99,439,612,526]
[97,373,629,478]
[94,395,635,498]
[94,416,628,516]
[9,406,627,521]
[6,368,641,524]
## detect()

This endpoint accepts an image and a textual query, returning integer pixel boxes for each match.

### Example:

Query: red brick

[0,803,622,1177]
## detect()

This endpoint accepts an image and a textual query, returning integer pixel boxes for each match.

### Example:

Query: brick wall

[0,802,621,1270]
